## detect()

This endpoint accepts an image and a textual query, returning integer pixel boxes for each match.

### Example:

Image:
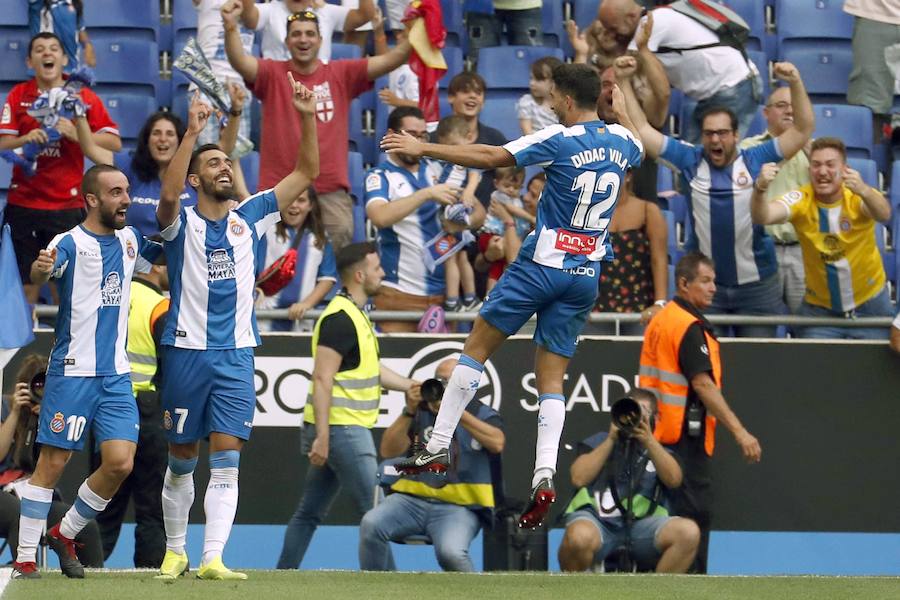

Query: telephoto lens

[28,371,46,402]
[610,397,641,434]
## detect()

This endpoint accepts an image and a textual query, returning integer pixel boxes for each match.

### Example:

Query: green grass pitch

[5,570,900,600]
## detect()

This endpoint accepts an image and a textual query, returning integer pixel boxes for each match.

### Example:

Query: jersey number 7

[570,171,622,231]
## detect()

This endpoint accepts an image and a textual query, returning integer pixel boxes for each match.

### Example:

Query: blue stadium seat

[747,50,770,100]
[83,0,160,42]
[439,46,465,89]
[0,161,11,191]
[101,94,158,142]
[846,157,879,190]
[172,0,199,49]
[726,0,767,54]
[240,151,259,195]
[441,0,466,49]
[476,46,564,90]
[891,161,900,207]
[779,44,853,103]
[348,98,374,165]
[348,151,365,205]
[541,1,564,48]
[0,31,31,84]
[776,0,853,55]
[0,2,28,27]
[746,105,766,138]
[90,33,160,99]
[661,209,683,264]
[374,99,390,151]
[480,96,523,140]
[875,222,895,284]
[332,43,362,61]
[571,0,599,30]
[813,104,874,159]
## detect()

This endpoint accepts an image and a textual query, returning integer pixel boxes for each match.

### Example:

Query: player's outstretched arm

[158,92,211,229]
[223,0,259,84]
[273,74,320,213]
[750,163,789,225]
[772,62,814,161]
[615,56,662,159]
[381,133,516,169]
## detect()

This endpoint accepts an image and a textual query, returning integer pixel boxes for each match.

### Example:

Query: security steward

[638,252,762,573]
[90,263,170,567]
[276,242,420,570]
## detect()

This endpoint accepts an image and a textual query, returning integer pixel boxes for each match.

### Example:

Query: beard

[200,177,235,202]
[99,207,125,230]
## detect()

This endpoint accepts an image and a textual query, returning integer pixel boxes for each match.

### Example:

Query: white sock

[162,455,197,555]
[59,480,109,539]
[16,481,53,563]
[532,394,566,488]
[201,451,240,566]
[426,354,484,453]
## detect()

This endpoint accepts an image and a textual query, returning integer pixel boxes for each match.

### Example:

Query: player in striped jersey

[12,165,162,580]
[381,63,643,529]
[153,77,319,581]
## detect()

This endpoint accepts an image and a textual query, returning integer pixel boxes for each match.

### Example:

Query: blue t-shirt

[29,0,82,68]
[660,136,783,286]
[503,121,643,270]
[116,154,198,238]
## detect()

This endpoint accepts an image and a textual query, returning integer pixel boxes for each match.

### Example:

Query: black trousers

[668,436,712,574]
[90,391,167,568]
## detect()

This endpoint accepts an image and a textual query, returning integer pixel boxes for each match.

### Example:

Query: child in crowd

[372,9,419,111]
[522,171,545,222]
[517,56,562,135]
[484,166,533,239]
[425,116,482,312]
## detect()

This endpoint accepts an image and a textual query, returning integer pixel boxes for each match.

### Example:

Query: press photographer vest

[639,300,720,456]
[390,403,498,509]
[127,280,168,395]
[304,294,381,428]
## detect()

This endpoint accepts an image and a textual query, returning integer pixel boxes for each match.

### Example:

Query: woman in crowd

[0,355,103,567]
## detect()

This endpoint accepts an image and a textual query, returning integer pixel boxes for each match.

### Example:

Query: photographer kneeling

[359,358,505,572]
[558,389,699,573]
[0,354,103,566]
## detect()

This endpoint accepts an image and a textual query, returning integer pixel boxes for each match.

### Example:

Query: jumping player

[154,75,318,580]
[12,165,161,579]
[381,63,644,529]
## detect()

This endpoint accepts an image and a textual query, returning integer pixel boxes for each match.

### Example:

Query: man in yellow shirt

[750,137,893,339]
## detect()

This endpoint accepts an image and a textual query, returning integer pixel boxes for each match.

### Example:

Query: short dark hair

[675,252,715,286]
[809,137,847,163]
[336,241,378,279]
[286,10,320,35]
[626,387,658,413]
[699,106,739,132]
[188,144,224,175]
[28,32,63,55]
[531,56,563,81]
[435,115,468,141]
[387,106,425,133]
[82,164,125,199]
[448,72,486,96]
[552,63,600,111]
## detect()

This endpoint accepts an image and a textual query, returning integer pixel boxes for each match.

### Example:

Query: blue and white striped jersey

[661,136,783,286]
[365,157,449,296]
[503,121,643,269]
[47,225,160,377]
[160,189,281,349]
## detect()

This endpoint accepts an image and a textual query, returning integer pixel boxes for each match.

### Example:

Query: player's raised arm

[30,248,58,287]
[158,92,212,229]
[380,133,515,169]
[273,74,320,213]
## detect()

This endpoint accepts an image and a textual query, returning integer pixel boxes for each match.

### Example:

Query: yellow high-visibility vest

[127,280,168,395]
[304,294,381,428]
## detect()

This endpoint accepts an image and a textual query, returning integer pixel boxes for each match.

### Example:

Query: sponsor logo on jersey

[555,228,597,255]
[101,271,123,306]
[163,410,173,431]
[50,412,65,434]
[365,172,382,193]
[208,249,236,281]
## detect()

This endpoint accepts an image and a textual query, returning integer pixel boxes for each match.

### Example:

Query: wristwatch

[401,408,416,418]
[229,108,243,117]
[653,300,667,308]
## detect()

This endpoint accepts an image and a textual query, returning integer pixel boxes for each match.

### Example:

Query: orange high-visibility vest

[638,300,721,456]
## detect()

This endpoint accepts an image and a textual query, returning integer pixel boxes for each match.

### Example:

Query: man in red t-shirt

[0,32,121,303]
[223,3,411,250]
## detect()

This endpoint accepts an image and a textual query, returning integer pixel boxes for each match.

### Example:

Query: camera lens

[29,371,46,401]
[610,397,641,434]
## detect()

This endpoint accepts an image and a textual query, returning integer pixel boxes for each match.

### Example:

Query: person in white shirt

[599,0,761,144]
[238,0,376,62]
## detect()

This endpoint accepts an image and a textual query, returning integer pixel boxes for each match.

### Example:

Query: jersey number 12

[569,171,621,231]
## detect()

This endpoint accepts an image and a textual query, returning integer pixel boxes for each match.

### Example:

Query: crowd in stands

[1,0,899,341]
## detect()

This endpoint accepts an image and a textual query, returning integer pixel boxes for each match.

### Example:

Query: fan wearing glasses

[224,3,411,252]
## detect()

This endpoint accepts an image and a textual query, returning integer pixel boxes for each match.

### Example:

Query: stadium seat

[0,2,28,26]
[726,0,767,53]
[846,158,879,190]
[332,43,362,61]
[480,96,523,140]
[83,0,160,42]
[90,34,160,99]
[348,98,374,165]
[779,44,853,104]
[745,105,767,138]
[374,98,390,151]
[441,0,466,49]
[476,46,564,90]
[101,94,158,142]
[891,161,900,207]
[541,0,564,48]
[875,222,895,284]
[747,50,770,100]
[240,151,259,195]
[776,0,854,55]
[348,151,365,206]
[172,0,199,51]
[571,0,600,31]
[661,209,683,264]
[0,31,31,84]
[0,161,11,191]
[813,104,874,159]
[439,46,465,89]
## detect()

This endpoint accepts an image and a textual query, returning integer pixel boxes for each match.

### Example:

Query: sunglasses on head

[287,10,318,24]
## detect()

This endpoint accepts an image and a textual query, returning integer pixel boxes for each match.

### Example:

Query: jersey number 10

[569,171,622,231]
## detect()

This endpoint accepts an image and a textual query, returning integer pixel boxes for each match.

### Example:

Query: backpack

[655,0,751,57]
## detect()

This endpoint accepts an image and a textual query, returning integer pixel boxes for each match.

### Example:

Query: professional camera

[419,378,445,411]
[610,396,642,436]
[29,370,46,403]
